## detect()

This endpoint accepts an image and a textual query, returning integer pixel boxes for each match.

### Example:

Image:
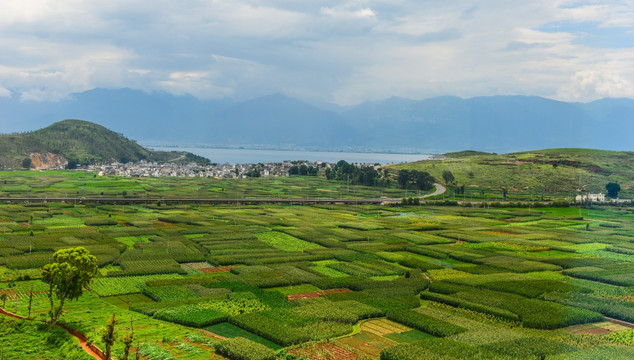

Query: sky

[1,0,633,106]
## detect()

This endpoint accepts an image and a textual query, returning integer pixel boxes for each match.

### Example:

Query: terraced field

[0,189,633,359]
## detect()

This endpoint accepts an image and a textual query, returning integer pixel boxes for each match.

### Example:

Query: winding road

[424,183,446,198]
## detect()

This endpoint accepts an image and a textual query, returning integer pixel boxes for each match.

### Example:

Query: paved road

[423,183,446,198]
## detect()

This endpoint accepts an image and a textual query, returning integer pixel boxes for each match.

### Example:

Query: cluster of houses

[575,193,630,204]
[82,160,327,178]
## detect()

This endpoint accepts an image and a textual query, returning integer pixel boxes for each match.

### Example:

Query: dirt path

[0,306,106,360]
[199,328,228,340]
[605,317,634,329]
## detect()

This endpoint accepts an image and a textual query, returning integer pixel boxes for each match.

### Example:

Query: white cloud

[0,0,633,105]
[320,6,376,19]
[0,86,11,97]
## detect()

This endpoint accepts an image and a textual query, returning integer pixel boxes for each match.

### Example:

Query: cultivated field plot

[0,196,633,359]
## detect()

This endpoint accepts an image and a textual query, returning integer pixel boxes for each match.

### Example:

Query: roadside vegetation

[390,148,634,200]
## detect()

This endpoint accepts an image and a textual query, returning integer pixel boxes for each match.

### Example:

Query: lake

[148,147,431,164]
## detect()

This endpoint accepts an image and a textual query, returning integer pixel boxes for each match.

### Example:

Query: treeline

[325,160,381,186]
[397,170,435,191]
[289,164,319,176]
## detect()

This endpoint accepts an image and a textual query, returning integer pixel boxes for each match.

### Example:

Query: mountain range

[1,89,632,153]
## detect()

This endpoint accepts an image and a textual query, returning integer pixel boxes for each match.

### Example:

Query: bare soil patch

[287,288,351,301]
[200,266,232,273]
[288,342,359,360]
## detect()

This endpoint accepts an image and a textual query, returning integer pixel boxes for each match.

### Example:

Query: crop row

[421,284,603,329]
[153,298,269,327]
[387,309,466,337]
[90,274,182,296]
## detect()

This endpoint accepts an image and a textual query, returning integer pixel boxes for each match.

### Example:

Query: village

[82,159,331,179]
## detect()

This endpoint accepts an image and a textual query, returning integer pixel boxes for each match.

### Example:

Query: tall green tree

[102,312,118,360]
[442,170,455,185]
[414,171,435,191]
[121,322,135,360]
[398,170,411,189]
[606,182,621,198]
[40,247,97,325]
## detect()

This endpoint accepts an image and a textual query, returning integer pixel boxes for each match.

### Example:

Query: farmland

[0,174,633,359]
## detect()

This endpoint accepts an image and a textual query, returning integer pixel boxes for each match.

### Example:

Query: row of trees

[325,160,381,187]
[289,164,319,176]
[397,170,435,191]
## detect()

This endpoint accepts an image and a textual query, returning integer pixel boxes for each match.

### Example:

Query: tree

[22,158,32,169]
[121,318,135,360]
[66,159,79,169]
[102,312,118,360]
[27,285,34,318]
[442,170,455,185]
[398,170,411,189]
[0,293,6,308]
[606,183,621,198]
[413,171,434,191]
[40,247,98,325]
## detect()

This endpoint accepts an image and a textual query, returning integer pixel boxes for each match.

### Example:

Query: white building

[575,193,605,202]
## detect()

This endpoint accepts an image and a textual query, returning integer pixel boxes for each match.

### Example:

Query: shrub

[215,337,276,360]
[380,338,503,360]
[387,309,466,337]
[84,218,119,226]
[483,337,578,358]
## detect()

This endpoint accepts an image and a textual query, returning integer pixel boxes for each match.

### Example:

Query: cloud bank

[1,0,633,105]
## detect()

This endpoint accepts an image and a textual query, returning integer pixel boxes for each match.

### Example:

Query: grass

[389,148,634,199]
[205,322,282,350]
[255,231,323,252]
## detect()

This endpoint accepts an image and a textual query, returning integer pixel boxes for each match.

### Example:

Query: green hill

[390,148,634,198]
[0,119,209,168]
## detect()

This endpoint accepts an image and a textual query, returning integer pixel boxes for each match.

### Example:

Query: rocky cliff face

[29,152,68,170]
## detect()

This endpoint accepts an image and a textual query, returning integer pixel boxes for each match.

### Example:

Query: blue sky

[0,0,633,105]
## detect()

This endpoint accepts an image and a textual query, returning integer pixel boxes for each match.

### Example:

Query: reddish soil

[152,220,174,228]
[58,323,108,360]
[199,328,228,340]
[0,289,19,300]
[565,323,612,335]
[200,266,232,273]
[287,288,351,301]
[585,328,610,335]
[288,342,358,360]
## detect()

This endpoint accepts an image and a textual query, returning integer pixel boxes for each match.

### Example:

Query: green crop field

[0,170,633,359]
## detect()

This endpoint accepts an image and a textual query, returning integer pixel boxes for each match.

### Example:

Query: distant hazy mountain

[0,88,233,141]
[1,89,632,153]
[201,94,353,146]
[344,95,631,153]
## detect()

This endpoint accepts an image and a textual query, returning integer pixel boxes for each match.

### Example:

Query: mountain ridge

[0,119,210,169]
[1,89,632,153]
